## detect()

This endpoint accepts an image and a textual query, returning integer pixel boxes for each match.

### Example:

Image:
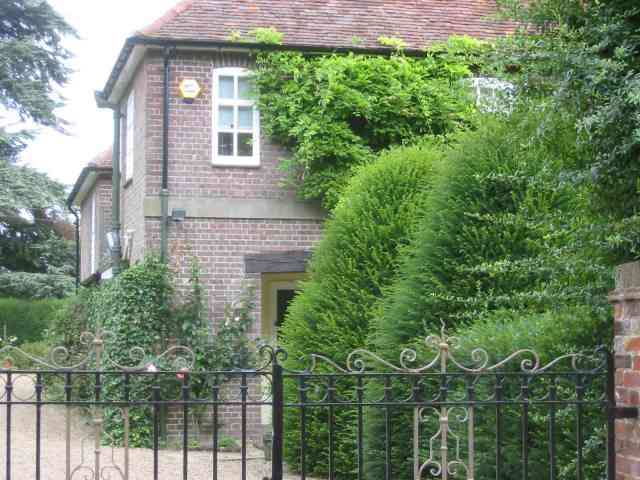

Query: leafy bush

[365,106,614,478]
[254,36,489,207]
[372,106,611,359]
[85,256,173,447]
[175,259,256,394]
[493,0,640,222]
[0,297,67,344]
[456,308,608,480]
[278,143,441,476]
[0,271,74,299]
[363,307,608,480]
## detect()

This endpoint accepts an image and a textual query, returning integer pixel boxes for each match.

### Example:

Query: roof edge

[67,166,112,207]
[99,35,428,102]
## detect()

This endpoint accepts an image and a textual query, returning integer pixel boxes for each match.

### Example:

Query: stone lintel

[245,250,312,274]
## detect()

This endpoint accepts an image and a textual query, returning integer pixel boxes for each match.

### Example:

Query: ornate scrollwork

[285,323,607,376]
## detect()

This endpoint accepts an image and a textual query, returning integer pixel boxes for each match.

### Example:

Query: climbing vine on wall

[253,36,492,208]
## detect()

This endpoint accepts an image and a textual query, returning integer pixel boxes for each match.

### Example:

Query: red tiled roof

[137,0,516,50]
[89,147,113,169]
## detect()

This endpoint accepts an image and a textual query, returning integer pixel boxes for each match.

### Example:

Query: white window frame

[212,67,260,167]
[469,77,516,114]
[90,195,97,273]
[125,90,135,181]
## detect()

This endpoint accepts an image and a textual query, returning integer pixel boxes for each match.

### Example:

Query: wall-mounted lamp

[170,208,187,222]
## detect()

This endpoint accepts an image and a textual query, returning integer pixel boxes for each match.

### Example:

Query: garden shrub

[0,297,67,344]
[254,36,489,208]
[278,142,442,476]
[454,308,608,480]
[364,106,614,478]
[0,271,74,299]
[363,307,609,480]
[372,106,611,359]
[85,256,173,447]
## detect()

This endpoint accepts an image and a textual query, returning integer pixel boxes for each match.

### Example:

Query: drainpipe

[160,46,174,263]
[67,203,80,291]
[95,91,122,276]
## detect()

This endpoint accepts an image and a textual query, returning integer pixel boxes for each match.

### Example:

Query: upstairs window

[212,68,260,166]
[469,77,515,114]
[124,90,135,181]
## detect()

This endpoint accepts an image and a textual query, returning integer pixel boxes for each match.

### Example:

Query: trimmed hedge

[372,108,611,359]
[364,107,613,478]
[0,297,67,344]
[279,142,442,476]
[0,271,74,299]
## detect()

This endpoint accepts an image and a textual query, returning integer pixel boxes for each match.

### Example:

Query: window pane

[218,76,234,99]
[238,107,253,129]
[237,133,253,157]
[218,132,234,156]
[218,106,234,129]
[238,77,253,100]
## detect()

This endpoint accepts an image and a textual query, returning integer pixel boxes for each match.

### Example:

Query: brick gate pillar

[610,261,640,479]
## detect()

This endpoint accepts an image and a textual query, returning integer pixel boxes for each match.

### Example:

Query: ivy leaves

[254,37,489,208]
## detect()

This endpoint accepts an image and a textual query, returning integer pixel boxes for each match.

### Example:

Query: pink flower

[176,367,190,381]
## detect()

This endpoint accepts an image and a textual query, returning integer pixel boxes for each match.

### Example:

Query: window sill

[212,158,260,168]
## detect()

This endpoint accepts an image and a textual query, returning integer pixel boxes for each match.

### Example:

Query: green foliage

[175,259,256,395]
[85,256,172,447]
[254,36,489,207]
[250,27,284,45]
[279,143,441,476]
[0,160,66,215]
[0,297,67,344]
[377,36,407,50]
[372,107,612,359]
[0,2,76,283]
[455,308,608,480]
[0,0,75,127]
[368,307,608,479]
[492,0,640,225]
[365,106,614,478]
[0,271,73,299]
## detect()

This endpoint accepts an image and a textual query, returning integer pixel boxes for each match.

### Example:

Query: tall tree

[0,0,75,129]
[0,0,76,286]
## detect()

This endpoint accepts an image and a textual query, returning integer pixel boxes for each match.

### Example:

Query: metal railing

[0,325,616,480]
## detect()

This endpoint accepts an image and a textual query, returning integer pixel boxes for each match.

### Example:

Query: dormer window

[212,67,260,167]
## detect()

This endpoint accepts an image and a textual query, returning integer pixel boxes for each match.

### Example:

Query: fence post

[609,261,640,479]
[271,355,284,480]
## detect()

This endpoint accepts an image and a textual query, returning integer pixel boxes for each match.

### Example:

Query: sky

[18,0,179,187]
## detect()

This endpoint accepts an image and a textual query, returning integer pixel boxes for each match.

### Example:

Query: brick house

[68,0,514,445]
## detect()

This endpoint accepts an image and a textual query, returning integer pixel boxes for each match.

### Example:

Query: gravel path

[0,375,311,479]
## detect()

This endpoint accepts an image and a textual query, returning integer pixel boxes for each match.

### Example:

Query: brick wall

[121,61,148,265]
[143,50,303,201]
[79,176,112,280]
[610,261,640,480]
[146,217,323,328]
[120,48,326,444]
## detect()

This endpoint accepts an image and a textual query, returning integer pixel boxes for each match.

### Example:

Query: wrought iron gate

[0,325,623,479]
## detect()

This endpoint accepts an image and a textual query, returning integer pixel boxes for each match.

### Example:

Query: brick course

[610,263,640,480]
